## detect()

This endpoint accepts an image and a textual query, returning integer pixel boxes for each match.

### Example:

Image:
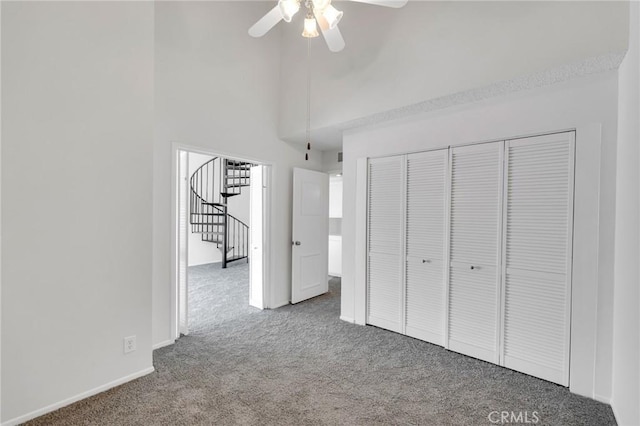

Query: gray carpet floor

[28,261,617,425]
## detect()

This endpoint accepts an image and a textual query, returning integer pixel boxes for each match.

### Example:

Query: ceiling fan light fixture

[250,0,406,52]
[278,0,300,23]
[302,16,320,38]
[322,5,343,29]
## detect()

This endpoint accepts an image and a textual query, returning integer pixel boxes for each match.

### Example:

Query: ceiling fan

[248,0,408,53]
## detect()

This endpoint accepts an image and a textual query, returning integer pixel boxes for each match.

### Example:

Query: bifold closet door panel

[405,150,448,345]
[502,132,574,386]
[447,142,503,364]
[367,156,405,333]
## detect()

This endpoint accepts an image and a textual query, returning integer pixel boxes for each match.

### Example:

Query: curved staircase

[190,157,253,268]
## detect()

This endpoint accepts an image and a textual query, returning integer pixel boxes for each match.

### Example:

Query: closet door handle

[470,265,476,270]
[422,259,431,264]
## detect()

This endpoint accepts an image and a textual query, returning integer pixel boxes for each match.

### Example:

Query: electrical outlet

[123,335,136,354]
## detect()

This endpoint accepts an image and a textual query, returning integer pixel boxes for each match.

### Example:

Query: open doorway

[328,172,342,279]
[172,145,270,340]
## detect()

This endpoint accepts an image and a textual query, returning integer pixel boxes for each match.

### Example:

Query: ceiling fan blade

[314,10,346,52]
[347,0,408,8]
[248,5,284,38]
[322,25,346,52]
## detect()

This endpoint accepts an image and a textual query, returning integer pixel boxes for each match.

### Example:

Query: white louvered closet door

[405,150,448,345]
[501,132,575,386]
[447,142,503,364]
[367,156,405,333]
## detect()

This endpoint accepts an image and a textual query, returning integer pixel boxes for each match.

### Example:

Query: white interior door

[447,142,503,364]
[367,156,405,333]
[405,149,448,345]
[249,165,265,309]
[291,168,329,304]
[178,150,189,336]
[501,132,575,386]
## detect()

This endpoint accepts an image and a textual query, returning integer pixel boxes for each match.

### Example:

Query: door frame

[170,142,272,342]
[249,164,271,310]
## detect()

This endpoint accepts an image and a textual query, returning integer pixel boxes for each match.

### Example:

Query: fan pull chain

[305,35,311,160]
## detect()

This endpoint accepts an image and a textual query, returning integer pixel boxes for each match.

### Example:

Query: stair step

[202,202,226,208]
[226,160,252,166]
[221,193,240,198]
[193,231,224,235]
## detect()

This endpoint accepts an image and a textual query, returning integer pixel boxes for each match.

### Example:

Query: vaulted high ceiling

[266,1,629,150]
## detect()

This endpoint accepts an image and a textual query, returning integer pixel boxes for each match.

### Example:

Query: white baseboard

[340,315,355,323]
[594,393,611,404]
[2,366,155,426]
[152,339,175,350]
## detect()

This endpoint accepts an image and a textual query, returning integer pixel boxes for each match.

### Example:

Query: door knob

[422,259,431,263]
[293,241,301,246]
[470,266,476,270]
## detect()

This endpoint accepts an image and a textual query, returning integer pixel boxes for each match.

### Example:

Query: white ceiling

[269,0,629,151]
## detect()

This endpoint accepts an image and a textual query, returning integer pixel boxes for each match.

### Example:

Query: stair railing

[190,157,222,239]
[190,156,250,268]
[224,212,249,268]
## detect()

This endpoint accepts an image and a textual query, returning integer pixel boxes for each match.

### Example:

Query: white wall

[329,177,343,220]
[1,2,154,423]
[322,149,342,173]
[612,1,640,424]
[152,2,322,347]
[279,1,628,142]
[341,71,620,402]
